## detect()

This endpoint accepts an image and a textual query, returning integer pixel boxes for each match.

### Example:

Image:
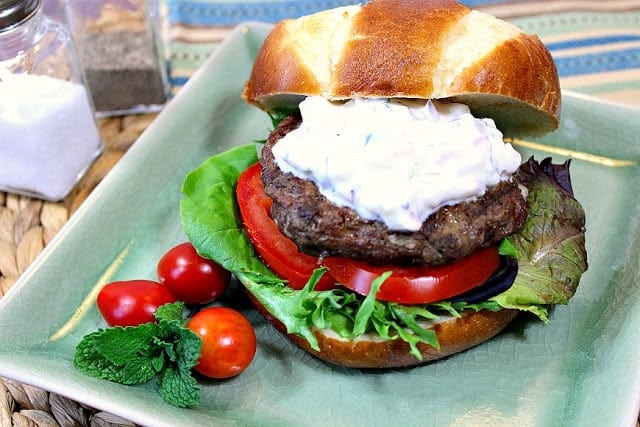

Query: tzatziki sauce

[271,96,522,231]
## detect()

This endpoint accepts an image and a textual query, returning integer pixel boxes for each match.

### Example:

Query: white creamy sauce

[272,96,522,231]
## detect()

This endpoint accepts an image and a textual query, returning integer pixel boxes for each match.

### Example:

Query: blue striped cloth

[167,0,640,106]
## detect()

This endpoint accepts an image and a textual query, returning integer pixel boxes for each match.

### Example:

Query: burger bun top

[242,0,561,137]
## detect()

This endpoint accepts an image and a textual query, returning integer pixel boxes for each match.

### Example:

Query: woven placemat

[0,113,156,426]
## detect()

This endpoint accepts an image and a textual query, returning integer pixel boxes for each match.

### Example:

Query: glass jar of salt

[0,0,103,201]
[63,0,170,116]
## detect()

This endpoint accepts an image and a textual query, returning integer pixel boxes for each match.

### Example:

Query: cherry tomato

[188,307,257,379]
[97,280,177,327]
[157,242,231,305]
[236,163,500,304]
[323,246,500,304]
[236,163,336,291]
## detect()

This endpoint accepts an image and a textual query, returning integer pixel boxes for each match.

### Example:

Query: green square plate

[0,23,638,427]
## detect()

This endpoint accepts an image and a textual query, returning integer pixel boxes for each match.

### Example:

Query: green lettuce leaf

[180,145,588,355]
[490,158,588,320]
[180,144,273,277]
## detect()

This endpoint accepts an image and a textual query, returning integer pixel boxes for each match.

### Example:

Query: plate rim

[0,21,638,427]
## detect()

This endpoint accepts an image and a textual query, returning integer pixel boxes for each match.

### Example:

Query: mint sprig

[73,302,202,408]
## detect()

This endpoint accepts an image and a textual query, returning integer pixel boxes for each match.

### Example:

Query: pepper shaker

[0,0,103,201]
[63,0,170,116]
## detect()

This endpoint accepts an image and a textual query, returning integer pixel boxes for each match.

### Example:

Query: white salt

[0,72,102,200]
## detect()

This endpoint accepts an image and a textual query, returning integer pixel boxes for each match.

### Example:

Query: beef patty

[260,114,528,266]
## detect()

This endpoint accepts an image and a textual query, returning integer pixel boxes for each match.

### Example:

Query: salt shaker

[0,0,103,201]
[63,0,170,116]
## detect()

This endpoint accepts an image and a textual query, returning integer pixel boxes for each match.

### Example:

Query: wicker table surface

[0,113,157,426]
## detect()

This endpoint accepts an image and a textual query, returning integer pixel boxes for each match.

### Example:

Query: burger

[180,0,588,368]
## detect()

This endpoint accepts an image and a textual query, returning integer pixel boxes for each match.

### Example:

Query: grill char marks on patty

[260,114,528,266]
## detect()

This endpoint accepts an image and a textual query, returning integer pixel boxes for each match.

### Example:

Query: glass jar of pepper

[62,0,171,116]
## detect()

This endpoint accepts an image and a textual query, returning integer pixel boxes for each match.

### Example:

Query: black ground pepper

[80,30,167,112]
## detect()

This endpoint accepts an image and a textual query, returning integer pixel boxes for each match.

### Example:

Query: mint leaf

[74,323,163,385]
[158,366,200,408]
[82,323,160,366]
[74,302,203,407]
[155,301,185,322]
[158,319,202,371]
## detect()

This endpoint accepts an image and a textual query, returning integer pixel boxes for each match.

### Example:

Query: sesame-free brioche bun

[242,0,560,136]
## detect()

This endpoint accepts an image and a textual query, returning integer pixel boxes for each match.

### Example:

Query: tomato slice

[236,163,336,290]
[236,162,500,303]
[323,247,500,304]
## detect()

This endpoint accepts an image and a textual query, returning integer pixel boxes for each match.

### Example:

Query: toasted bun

[247,290,518,368]
[243,0,560,136]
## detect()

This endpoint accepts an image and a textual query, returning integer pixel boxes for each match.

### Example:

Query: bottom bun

[247,291,518,368]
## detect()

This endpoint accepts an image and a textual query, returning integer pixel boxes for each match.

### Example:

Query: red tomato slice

[236,162,500,303]
[236,163,336,290]
[323,246,500,304]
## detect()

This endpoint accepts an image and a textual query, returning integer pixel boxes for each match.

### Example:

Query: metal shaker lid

[0,0,40,31]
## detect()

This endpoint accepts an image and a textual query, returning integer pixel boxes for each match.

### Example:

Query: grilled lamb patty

[260,114,528,266]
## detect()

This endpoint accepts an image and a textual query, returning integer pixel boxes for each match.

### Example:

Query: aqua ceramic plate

[0,23,638,427]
